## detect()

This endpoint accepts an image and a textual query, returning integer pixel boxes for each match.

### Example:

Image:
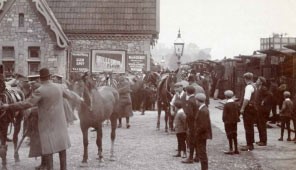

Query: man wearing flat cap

[182,85,198,164]
[240,72,257,151]
[2,67,83,170]
[194,93,212,170]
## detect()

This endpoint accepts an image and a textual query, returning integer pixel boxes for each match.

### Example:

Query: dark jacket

[222,99,240,124]
[182,95,197,130]
[195,104,212,140]
[117,79,133,118]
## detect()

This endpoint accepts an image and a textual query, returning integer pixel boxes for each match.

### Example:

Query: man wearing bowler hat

[2,67,83,170]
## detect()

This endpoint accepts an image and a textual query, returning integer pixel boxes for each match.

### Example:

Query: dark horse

[72,73,119,167]
[0,77,29,170]
[156,70,178,132]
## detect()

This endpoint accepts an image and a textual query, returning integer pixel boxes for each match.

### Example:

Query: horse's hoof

[1,165,8,170]
[165,129,168,133]
[109,155,116,161]
[79,162,88,167]
[14,155,20,163]
[97,157,105,163]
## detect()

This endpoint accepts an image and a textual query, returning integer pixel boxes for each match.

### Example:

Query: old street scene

[1,0,296,170]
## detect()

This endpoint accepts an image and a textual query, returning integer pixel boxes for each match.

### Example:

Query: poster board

[70,52,90,72]
[92,50,126,73]
[127,54,147,72]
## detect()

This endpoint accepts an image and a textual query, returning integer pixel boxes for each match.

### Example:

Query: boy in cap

[194,93,212,170]
[172,100,187,158]
[278,91,293,141]
[222,90,240,154]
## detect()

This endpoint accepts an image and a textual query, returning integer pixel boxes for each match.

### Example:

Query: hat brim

[39,74,51,78]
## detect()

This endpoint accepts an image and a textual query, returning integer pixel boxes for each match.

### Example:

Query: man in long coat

[117,75,133,128]
[2,68,82,170]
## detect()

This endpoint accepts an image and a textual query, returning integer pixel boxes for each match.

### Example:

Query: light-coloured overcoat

[9,80,81,154]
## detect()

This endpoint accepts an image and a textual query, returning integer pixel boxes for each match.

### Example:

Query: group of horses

[0,68,191,169]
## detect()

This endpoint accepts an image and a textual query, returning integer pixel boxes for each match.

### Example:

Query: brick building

[0,0,159,77]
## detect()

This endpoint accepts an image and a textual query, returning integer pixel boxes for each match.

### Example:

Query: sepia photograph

[0,0,296,170]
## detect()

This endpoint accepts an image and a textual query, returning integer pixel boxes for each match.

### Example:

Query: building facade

[0,0,159,77]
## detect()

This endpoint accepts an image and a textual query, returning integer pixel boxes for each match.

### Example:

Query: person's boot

[182,157,193,164]
[233,137,239,154]
[182,148,194,164]
[224,138,234,154]
[59,150,67,170]
[0,145,7,170]
[287,129,291,141]
[278,128,284,141]
[126,118,130,129]
[46,154,53,170]
[35,155,47,170]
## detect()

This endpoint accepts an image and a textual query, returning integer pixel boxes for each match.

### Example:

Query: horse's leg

[0,123,8,170]
[140,98,145,115]
[110,115,117,161]
[13,112,22,162]
[96,122,103,163]
[157,101,161,130]
[164,106,169,133]
[80,125,89,167]
[167,106,175,132]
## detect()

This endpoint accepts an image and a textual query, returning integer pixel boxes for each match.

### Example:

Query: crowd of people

[1,67,296,170]
[238,72,296,151]
[170,74,212,170]
[169,70,296,170]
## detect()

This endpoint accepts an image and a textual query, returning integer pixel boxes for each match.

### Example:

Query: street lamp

[174,29,185,68]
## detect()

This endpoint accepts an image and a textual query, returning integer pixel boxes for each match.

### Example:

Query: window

[28,62,40,75]
[19,13,24,27]
[3,61,14,77]
[28,47,40,58]
[2,46,15,58]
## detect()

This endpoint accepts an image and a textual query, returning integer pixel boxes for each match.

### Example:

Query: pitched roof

[46,0,159,36]
[0,0,69,48]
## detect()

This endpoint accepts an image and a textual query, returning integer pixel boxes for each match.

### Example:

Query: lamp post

[161,56,165,71]
[174,29,185,68]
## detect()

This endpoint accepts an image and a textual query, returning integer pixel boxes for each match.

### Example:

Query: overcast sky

[159,0,296,60]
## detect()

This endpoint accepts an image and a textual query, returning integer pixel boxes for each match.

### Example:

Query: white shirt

[244,84,255,100]
[226,98,234,103]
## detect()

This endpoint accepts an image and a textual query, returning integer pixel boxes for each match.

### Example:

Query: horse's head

[82,72,97,91]
[166,70,178,94]
[143,71,160,88]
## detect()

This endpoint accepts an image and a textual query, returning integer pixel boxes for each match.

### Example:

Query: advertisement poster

[92,50,126,73]
[127,54,147,72]
[70,52,90,72]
